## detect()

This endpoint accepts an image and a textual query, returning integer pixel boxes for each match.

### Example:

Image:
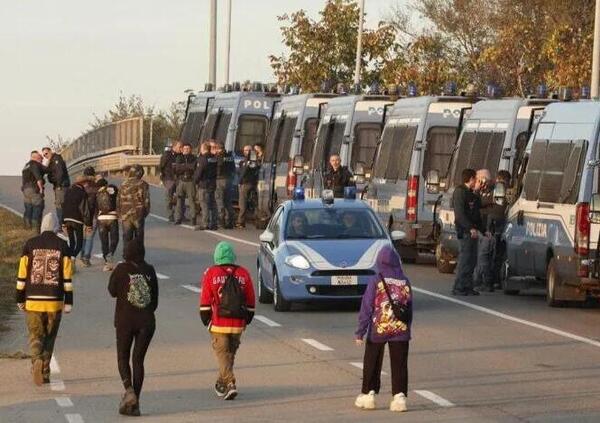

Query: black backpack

[217,266,248,319]
[97,187,113,215]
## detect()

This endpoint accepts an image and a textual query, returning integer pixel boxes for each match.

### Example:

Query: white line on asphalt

[93,254,103,259]
[156,273,170,280]
[0,203,21,216]
[55,397,74,407]
[301,338,334,351]
[254,315,282,327]
[65,414,84,423]
[413,286,600,349]
[181,284,201,293]
[50,380,66,391]
[50,356,61,374]
[414,390,455,407]
[181,224,195,230]
[349,361,388,375]
[149,213,169,223]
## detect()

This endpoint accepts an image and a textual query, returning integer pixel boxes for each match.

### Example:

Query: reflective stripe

[199,306,212,311]
[25,300,63,312]
[18,256,28,280]
[16,281,26,290]
[63,257,73,280]
[64,283,73,292]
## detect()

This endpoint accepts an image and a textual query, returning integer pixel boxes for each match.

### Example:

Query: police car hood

[283,239,389,270]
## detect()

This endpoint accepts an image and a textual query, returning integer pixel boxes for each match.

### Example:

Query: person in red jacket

[199,241,255,401]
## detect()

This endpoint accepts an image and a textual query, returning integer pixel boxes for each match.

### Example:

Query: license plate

[331,275,358,286]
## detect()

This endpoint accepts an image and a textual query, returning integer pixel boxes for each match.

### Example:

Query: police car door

[260,206,284,288]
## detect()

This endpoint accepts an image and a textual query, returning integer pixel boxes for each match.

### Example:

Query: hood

[284,239,389,270]
[214,241,236,265]
[40,213,58,233]
[375,245,405,279]
[123,239,145,264]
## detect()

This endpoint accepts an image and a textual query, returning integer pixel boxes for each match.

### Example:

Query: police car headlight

[285,255,311,270]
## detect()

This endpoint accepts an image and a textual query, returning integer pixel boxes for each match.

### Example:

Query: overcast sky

[0,0,405,175]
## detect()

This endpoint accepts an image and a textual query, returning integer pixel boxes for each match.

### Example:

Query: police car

[256,187,405,311]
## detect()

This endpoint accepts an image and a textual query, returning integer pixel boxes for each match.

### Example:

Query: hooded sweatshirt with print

[355,246,412,343]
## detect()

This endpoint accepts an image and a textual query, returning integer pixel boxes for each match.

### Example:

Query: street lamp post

[353,0,365,87]
[592,0,600,99]
[225,0,232,85]
[148,112,154,155]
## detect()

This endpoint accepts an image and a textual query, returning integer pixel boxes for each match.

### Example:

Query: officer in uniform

[159,140,181,222]
[174,143,197,225]
[323,154,355,198]
[41,147,70,225]
[236,145,260,228]
[213,142,236,229]
[21,151,46,232]
[194,142,217,230]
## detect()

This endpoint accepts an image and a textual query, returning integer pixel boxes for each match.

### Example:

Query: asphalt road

[1,175,600,422]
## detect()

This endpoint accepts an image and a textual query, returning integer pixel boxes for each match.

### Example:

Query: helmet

[128,164,144,178]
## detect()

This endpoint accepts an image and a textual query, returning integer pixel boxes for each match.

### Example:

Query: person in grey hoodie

[354,246,412,412]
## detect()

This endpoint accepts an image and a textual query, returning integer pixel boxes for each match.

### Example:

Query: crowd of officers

[21,148,150,271]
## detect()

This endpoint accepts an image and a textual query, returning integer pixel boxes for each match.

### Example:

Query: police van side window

[215,112,232,145]
[235,115,268,154]
[200,113,219,142]
[301,118,319,163]
[351,123,382,168]
[512,132,529,184]
[373,125,417,181]
[327,120,346,162]
[275,116,298,164]
[312,119,345,170]
[264,116,281,162]
[451,131,505,186]
[422,126,457,178]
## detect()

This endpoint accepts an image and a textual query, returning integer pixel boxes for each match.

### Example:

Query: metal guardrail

[68,153,160,177]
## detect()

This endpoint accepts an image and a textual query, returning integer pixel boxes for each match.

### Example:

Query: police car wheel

[257,263,273,304]
[501,258,519,296]
[546,258,566,307]
[273,271,291,312]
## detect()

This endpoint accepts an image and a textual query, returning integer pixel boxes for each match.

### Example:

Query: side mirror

[426,169,440,193]
[390,230,406,241]
[293,155,304,175]
[259,231,275,243]
[494,182,507,206]
[590,193,600,224]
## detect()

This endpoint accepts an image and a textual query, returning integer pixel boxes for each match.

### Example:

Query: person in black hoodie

[108,239,158,417]
[96,178,119,271]
[62,176,93,263]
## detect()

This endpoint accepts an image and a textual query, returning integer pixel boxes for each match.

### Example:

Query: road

[1,175,600,422]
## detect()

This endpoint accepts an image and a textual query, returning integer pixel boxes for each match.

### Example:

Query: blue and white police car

[257,188,405,311]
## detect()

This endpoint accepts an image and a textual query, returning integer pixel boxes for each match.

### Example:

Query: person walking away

[324,154,355,198]
[355,246,412,412]
[452,168,484,296]
[62,176,93,266]
[108,239,158,416]
[21,151,46,233]
[16,212,73,386]
[117,165,150,253]
[41,147,70,226]
[236,145,260,228]
[96,178,119,271]
[199,241,255,400]
[159,140,182,222]
[213,143,236,229]
[174,143,197,225]
[194,142,217,230]
[80,167,99,267]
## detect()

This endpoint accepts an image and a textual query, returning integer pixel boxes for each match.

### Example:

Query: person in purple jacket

[354,245,413,412]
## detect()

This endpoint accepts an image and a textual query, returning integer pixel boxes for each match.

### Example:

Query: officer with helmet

[117,165,150,252]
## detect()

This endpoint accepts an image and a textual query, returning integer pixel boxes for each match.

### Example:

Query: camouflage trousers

[26,311,62,378]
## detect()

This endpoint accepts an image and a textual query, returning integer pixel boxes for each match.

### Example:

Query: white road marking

[349,361,388,375]
[156,273,170,280]
[149,213,169,223]
[93,254,103,259]
[413,286,600,349]
[301,338,334,351]
[65,414,85,423]
[55,396,73,407]
[414,390,455,407]
[50,356,61,373]
[254,315,282,327]
[50,380,66,391]
[181,284,201,293]
[181,224,195,230]
[0,203,21,216]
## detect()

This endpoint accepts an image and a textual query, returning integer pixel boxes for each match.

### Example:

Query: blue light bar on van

[407,83,418,97]
[486,84,501,98]
[344,186,357,200]
[292,187,305,201]
[444,81,457,96]
[581,86,591,99]
[537,84,547,98]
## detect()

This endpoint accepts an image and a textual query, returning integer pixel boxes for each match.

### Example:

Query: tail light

[575,202,590,256]
[406,175,419,222]
[286,160,297,197]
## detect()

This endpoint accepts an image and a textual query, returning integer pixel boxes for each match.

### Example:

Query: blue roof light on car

[344,186,357,200]
[321,189,335,204]
[292,187,305,201]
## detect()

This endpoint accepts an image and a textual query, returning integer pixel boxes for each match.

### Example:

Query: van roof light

[204,82,214,92]
[444,81,457,96]
[581,85,591,100]
[367,81,380,95]
[559,87,573,101]
[407,82,418,97]
[321,189,335,204]
[486,83,502,98]
[320,80,334,93]
[343,186,357,200]
[292,187,305,201]
[232,82,241,91]
[337,83,349,95]
[536,84,547,98]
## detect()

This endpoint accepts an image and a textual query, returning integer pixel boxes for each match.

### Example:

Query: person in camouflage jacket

[117,165,150,253]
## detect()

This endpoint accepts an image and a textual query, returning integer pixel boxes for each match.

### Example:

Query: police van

[501,101,600,305]
[366,94,480,261]
[255,93,337,228]
[303,94,393,198]
[180,89,218,146]
[435,97,554,273]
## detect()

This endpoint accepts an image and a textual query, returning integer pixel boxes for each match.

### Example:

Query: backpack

[127,272,152,309]
[97,187,113,215]
[217,266,248,319]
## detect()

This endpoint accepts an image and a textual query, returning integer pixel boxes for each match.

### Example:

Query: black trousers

[64,221,84,258]
[453,236,478,292]
[98,220,119,259]
[116,321,155,398]
[362,340,409,396]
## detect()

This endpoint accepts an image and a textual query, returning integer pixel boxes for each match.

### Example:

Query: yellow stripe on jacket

[62,256,73,281]
[25,300,64,312]
[17,256,28,284]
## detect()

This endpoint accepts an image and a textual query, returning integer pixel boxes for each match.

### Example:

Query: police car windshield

[285,208,385,240]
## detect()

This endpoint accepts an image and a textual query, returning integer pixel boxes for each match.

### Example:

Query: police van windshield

[285,208,385,240]
[422,126,458,178]
[450,131,505,187]
[201,110,232,145]
[351,123,381,168]
[373,125,417,180]
[312,118,346,170]
[235,115,269,154]
[181,111,206,145]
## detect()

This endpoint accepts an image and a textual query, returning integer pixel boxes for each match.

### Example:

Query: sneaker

[80,258,91,268]
[355,390,376,410]
[214,381,227,397]
[168,215,174,223]
[32,359,44,386]
[174,220,182,225]
[223,383,238,400]
[103,262,112,272]
[119,387,138,416]
[389,393,407,412]
[466,289,480,296]
[451,289,468,296]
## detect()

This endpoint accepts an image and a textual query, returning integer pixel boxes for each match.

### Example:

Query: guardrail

[68,152,161,178]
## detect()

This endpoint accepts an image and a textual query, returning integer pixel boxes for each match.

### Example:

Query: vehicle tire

[436,244,456,274]
[546,258,566,307]
[273,271,291,312]
[500,257,519,296]
[257,263,273,304]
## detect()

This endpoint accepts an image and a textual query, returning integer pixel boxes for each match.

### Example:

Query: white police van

[502,101,600,306]
[366,93,480,261]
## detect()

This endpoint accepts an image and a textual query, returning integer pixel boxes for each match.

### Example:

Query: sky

[0,0,408,175]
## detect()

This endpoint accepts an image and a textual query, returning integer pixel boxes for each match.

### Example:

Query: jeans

[122,219,145,253]
[361,340,409,396]
[26,311,62,379]
[80,220,97,259]
[65,221,84,258]
[215,178,234,227]
[453,236,478,292]
[23,186,44,229]
[211,332,241,386]
[98,220,119,259]
[116,321,155,399]
[474,235,496,289]
[175,181,196,223]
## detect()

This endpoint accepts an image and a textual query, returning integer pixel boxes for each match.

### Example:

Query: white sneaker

[390,393,407,412]
[355,390,376,410]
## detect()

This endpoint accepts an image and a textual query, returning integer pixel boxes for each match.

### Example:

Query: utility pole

[224,0,232,85]
[148,112,154,155]
[353,0,365,86]
[592,0,600,99]
[209,0,217,88]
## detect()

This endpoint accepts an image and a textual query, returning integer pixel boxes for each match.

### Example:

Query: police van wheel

[273,271,291,312]
[435,245,455,274]
[501,258,519,296]
[257,264,273,304]
[546,258,566,307]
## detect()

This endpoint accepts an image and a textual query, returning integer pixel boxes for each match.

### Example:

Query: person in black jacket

[174,143,197,225]
[80,167,99,267]
[323,154,355,198]
[41,147,70,225]
[96,178,119,271]
[21,151,46,232]
[451,168,483,296]
[159,140,181,222]
[62,176,93,263]
[194,142,217,230]
[213,142,236,229]
[236,144,260,228]
[108,239,158,417]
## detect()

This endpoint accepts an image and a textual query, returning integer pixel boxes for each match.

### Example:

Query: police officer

[41,147,70,225]
[159,140,181,222]
[194,142,217,230]
[324,154,355,198]
[21,151,46,232]
[236,144,260,229]
[213,142,235,229]
[174,143,197,225]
